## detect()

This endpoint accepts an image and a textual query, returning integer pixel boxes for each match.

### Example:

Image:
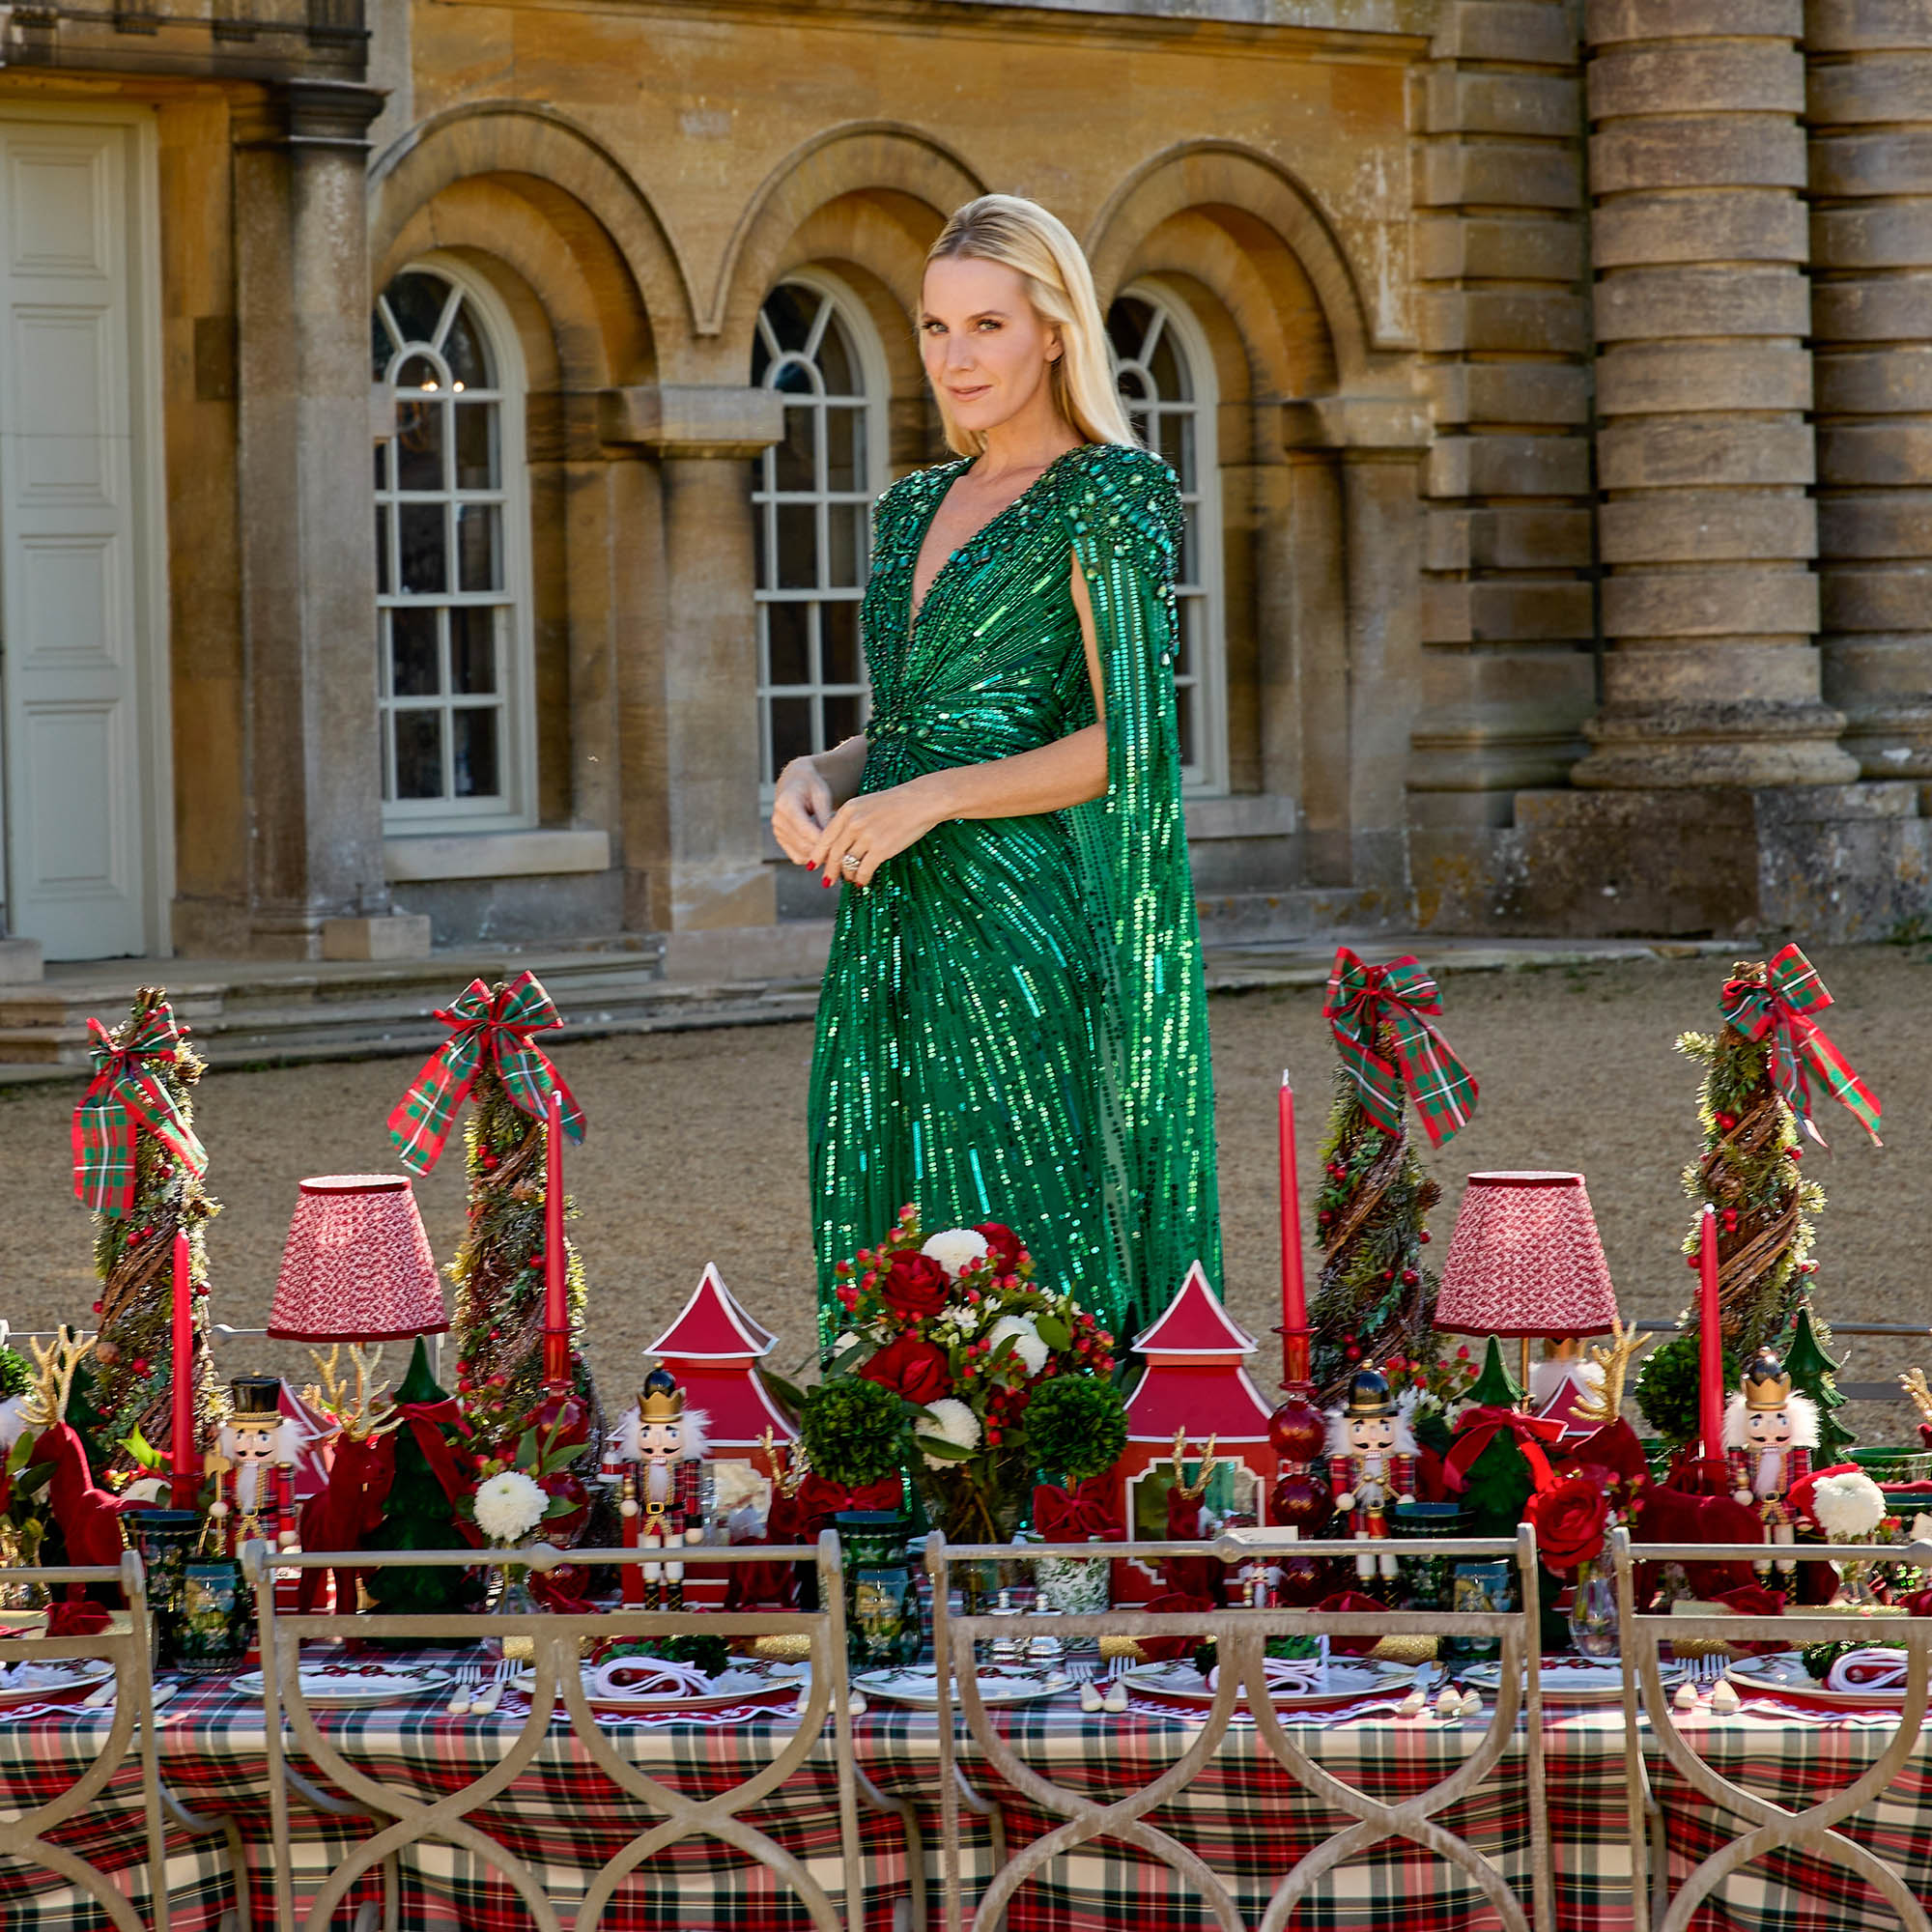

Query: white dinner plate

[234,1663,452,1707]
[855,1665,1073,1709]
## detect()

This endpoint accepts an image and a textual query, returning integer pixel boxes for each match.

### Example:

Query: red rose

[1525,1476,1610,1573]
[975,1222,1024,1274]
[857,1335,952,1406]
[881,1251,950,1318]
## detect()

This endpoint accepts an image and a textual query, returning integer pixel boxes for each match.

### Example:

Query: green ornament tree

[363,1338,481,1615]
[1309,1056,1442,1406]
[1784,1302,1854,1464]
[77,986,221,1480]
[1451,1340,1533,1538]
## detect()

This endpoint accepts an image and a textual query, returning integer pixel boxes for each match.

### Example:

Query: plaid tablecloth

[0,1662,1928,1931]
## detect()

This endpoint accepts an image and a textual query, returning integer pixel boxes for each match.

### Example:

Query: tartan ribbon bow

[1439,1406,1565,1497]
[386,972,586,1176]
[1720,944,1882,1147]
[1321,948,1478,1149]
[71,1007,209,1216]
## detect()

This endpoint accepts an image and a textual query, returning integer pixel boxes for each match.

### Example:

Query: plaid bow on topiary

[1720,944,1882,1148]
[386,972,586,1175]
[1321,948,1477,1149]
[71,1006,208,1216]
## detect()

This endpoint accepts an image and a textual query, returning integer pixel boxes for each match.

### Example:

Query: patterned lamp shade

[1434,1170,1618,1339]
[266,1175,446,1342]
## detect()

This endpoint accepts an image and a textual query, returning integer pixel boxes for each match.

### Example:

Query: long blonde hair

[924,194,1137,456]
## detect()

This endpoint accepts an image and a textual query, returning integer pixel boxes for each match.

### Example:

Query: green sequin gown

[809,441,1222,1346]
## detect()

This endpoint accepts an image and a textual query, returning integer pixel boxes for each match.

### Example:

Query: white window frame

[752,270,891,796]
[374,253,537,836]
[1112,282,1228,796]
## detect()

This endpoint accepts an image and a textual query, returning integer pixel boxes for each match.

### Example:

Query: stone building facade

[0,0,1924,968]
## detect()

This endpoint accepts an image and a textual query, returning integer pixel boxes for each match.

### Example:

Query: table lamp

[266,1175,446,1342]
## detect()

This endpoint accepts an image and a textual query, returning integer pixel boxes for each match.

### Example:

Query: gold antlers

[21,1327,96,1432]
[1170,1427,1220,1500]
[760,1428,803,1498]
[1900,1367,1932,1429]
[301,1345,400,1443]
[1575,1316,1651,1426]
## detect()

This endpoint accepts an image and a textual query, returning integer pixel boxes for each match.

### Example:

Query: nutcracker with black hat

[609,1365,708,1607]
[1725,1347,1816,1574]
[1325,1366,1416,1580]
[206,1376,300,1558]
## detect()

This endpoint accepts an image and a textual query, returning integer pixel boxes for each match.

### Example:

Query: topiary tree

[362,1338,481,1616]
[1025,1378,1127,1488]
[1447,1340,1534,1538]
[798,1378,906,1492]
[1784,1303,1854,1465]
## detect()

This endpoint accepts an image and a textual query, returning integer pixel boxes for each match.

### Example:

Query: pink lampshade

[266,1175,446,1342]
[1434,1170,1618,1339]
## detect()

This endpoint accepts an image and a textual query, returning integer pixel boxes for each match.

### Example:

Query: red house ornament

[1111,1261,1277,1602]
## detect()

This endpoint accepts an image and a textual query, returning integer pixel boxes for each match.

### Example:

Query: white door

[0,120,151,959]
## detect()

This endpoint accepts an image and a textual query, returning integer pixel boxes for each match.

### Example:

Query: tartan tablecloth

[0,1662,1928,1931]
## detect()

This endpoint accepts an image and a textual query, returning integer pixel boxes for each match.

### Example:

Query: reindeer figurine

[296,1346,403,1614]
[1573,1318,1651,1428]
[1900,1367,1932,1450]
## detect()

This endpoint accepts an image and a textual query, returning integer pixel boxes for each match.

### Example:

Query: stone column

[234,81,421,958]
[1576,0,1857,788]
[1807,1,1932,798]
[600,384,783,932]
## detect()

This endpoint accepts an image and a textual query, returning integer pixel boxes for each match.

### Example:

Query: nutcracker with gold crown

[206,1376,299,1557]
[609,1366,710,1608]
[1324,1367,1416,1580]
[1725,1348,1817,1574]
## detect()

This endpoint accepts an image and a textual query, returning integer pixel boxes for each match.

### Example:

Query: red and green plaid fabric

[1720,944,1883,1149]
[1322,948,1478,1149]
[70,1007,208,1218]
[386,971,587,1176]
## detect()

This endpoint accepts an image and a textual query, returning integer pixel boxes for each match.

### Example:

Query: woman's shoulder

[1055,442,1182,558]
[873,459,967,530]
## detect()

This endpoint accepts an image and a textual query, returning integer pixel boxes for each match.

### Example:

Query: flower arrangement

[473,1469,548,1547]
[1804,1468,1887,1542]
[821,1206,1118,1544]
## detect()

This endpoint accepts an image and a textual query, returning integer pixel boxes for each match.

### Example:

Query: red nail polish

[822,877,832,889]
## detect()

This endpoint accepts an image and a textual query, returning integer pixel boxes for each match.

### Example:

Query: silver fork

[1695,1652,1728,1688]
[444,1660,495,1717]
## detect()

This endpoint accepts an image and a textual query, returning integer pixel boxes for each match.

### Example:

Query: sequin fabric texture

[808,440,1223,1346]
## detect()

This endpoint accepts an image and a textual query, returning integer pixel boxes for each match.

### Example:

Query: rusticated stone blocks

[1806,0,1932,796]
[1574,2,1856,788]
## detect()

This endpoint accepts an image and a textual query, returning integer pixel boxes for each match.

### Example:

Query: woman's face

[920,254,1062,440]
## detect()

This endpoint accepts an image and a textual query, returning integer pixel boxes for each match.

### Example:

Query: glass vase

[837,1510,923,1672]
[1566,1555,1619,1659]
[128,1509,205,1670]
[1830,1539,1881,1609]
[175,1558,251,1675]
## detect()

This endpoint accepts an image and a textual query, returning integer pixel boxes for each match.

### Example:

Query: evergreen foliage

[363,1338,481,1615]
[1634,1332,1737,1449]
[1024,1378,1128,1485]
[799,1378,906,1490]
[1453,1341,1533,1539]
[1784,1303,1855,1464]
[1310,1058,1441,1405]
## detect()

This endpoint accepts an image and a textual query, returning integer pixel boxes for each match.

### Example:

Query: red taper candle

[1697,1204,1723,1467]
[1279,1070,1310,1386]
[170,1231,196,1508]
[543,1087,570,1388]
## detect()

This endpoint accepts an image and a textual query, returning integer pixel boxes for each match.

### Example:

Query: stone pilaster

[1806,1,1932,798]
[233,80,402,958]
[1576,0,1857,787]
[1413,0,1597,833]
[601,384,783,931]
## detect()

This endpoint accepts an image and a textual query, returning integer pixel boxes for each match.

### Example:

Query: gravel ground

[2,943,1925,1443]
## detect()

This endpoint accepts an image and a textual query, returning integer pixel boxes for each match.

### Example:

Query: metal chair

[927,1526,1553,1932]
[1612,1526,1932,1932]
[246,1534,898,1932]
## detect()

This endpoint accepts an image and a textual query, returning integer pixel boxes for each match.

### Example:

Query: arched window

[751,277,886,788]
[372,262,534,831]
[1108,290,1226,793]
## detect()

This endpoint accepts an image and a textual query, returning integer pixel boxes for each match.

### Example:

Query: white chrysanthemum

[922,1228,991,1280]
[1810,1470,1887,1540]
[917,1397,981,1469]
[474,1469,549,1545]
[987,1314,1049,1377]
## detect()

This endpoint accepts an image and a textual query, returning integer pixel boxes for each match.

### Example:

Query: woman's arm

[809,556,1108,888]
[771,734,869,866]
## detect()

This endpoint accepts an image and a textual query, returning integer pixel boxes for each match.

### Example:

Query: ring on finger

[840,852,862,873]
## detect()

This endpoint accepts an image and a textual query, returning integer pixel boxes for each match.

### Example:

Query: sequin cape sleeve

[1059,443,1224,1335]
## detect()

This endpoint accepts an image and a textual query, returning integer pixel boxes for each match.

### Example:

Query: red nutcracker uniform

[1724,1347,1818,1576]
[206,1375,298,1558]
[609,1366,709,1609]
[1324,1368,1417,1580]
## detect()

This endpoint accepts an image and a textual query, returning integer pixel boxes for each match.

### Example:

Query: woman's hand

[771,758,834,866]
[809,778,947,890]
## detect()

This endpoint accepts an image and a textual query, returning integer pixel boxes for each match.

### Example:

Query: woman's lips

[948,384,991,403]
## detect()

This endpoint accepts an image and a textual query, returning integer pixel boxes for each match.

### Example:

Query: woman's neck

[974,398,1082,483]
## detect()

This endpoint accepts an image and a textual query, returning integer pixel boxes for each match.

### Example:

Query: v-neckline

[905,444,1086,637]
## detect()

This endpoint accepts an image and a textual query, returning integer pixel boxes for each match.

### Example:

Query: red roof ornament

[1123,1261,1274,1446]
[643,1264,791,1452]
[1131,1261,1263,1362]
[645,1263,779,1362]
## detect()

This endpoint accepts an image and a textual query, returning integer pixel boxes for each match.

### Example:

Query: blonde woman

[771,194,1221,1344]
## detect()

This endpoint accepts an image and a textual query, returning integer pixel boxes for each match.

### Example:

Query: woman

[771,194,1221,1347]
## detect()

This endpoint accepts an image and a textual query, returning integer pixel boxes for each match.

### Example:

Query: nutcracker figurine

[1324,1367,1417,1579]
[206,1376,300,1556]
[610,1366,710,1608]
[1724,1348,1817,1575]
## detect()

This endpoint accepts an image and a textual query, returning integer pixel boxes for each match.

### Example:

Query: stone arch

[370,101,690,370]
[710,122,984,347]
[1086,141,1375,387]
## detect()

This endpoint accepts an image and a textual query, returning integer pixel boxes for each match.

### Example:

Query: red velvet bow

[1031,1479,1122,1544]
[724,1492,810,1610]
[795,1473,903,1539]
[1711,1582,1788,1658]
[1137,1590,1215,1662]
[1314,1590,1389,1657]
[1440,1406,1564,1495]
[46,1596,112,1637]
